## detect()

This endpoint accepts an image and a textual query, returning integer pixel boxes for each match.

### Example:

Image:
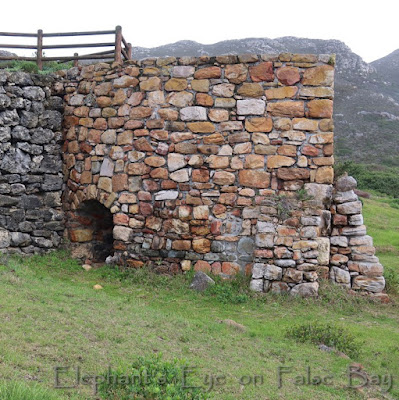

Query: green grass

[0,60,73,74]
[0,195,398,399]
[362,195,399,293]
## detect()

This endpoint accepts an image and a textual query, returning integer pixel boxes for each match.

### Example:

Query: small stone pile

[0,71,64,254]
[330,175,385,294]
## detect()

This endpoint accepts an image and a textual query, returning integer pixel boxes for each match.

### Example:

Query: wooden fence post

[127,43,132,60]
[73,53,79,67]
[115,26,122,63]
[37,29,43,70]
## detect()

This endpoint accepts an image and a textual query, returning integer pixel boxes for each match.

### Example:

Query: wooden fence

[0,26,132,69]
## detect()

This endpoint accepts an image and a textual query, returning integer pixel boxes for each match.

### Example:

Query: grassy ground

[362,195,399,293]
[0,195,398,400]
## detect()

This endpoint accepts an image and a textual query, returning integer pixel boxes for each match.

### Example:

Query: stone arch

[67,199,114,263]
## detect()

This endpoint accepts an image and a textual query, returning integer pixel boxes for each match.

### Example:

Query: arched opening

[68,200,114,263]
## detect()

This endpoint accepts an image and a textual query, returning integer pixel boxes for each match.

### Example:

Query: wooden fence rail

[0,26,132,69]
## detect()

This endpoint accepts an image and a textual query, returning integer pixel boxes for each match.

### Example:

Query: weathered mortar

[0,53,385,297]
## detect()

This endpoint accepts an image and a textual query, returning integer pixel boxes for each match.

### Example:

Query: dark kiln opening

[67,200,114,263]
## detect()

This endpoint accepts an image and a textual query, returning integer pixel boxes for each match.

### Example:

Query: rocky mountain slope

[132,38,399,166]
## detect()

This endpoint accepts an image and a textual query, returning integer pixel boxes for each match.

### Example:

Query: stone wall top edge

[128,53,336,66]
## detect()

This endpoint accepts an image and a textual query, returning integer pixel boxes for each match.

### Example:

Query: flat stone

[337,201,362,215]
[173,66,195,78]
[237,83,264,98]
[245,117,273,132]
[190,271,215,291]
[187,122,215,133]
[213,171,236,185]
[180,106,207,121]
[167,91,193,107]
[264,264,283,280]
[237,99,265,115]
[250,279,264,292]
[249,62,274,82]
[113,226,133,242]
[335,176,357,192]
[330,266,350,287]
[239,170,270,188]
[212,83,235,97]
[302,65,334,86]
[170,168,190,182]
[352,276,385,293]
[267,101,304,117]
[276,67,301,85]
[154,190,178,200]
[267,155,295,168]
[194,66,221,79]
[139,77,161,91]
[225,64,248,83]
[290,282,319,297]
[113,75,139,88]
[255,233,274,248]
[307,99,333,118]
[265,86,298,100]
[0,228,10,248]
[165,78,188,91]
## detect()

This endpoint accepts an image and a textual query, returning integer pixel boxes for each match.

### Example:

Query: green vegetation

[0,381,62,400]
[0,241,398,399]
[98,354,207,399]
[0,60,73,74]
[362,196,399,294]
[0,185,398,399]
[334,161,399,198]
[286,323,361,358]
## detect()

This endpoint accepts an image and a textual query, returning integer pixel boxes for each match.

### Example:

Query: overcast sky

[1,0,397,63]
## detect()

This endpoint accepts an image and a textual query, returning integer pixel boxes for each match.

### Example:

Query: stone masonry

[0,71,64,254]
[0,53,385,296]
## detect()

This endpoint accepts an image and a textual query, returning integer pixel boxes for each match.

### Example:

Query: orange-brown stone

[225,64,248,84]
[196,93,214,106]
[239,170,270,188]
[277,168,310,180]
[194,67,221,79]
[267,155,295,168]
[187,122,215,133]
[249,62,274,82]
[302,65,334,86]
[276,67,301,85]
[129,107,153,119]
[165,78,188,91]
[245,117,273,132]
[193,238,211,254]
[237,83,264,98]
[307,100,333,118]
[194,260,212,272]
[267,101,304,117]
[265,86,298,100]
[112,174,128,191]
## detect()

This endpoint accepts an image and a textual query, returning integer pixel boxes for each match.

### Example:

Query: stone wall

[0,54,385,297]
[61,53,339,294]
[0,71,64,254]
[330,175,385,294]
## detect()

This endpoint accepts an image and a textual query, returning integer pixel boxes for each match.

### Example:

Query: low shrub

[97,354,208,399]
[285,322,362,358]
